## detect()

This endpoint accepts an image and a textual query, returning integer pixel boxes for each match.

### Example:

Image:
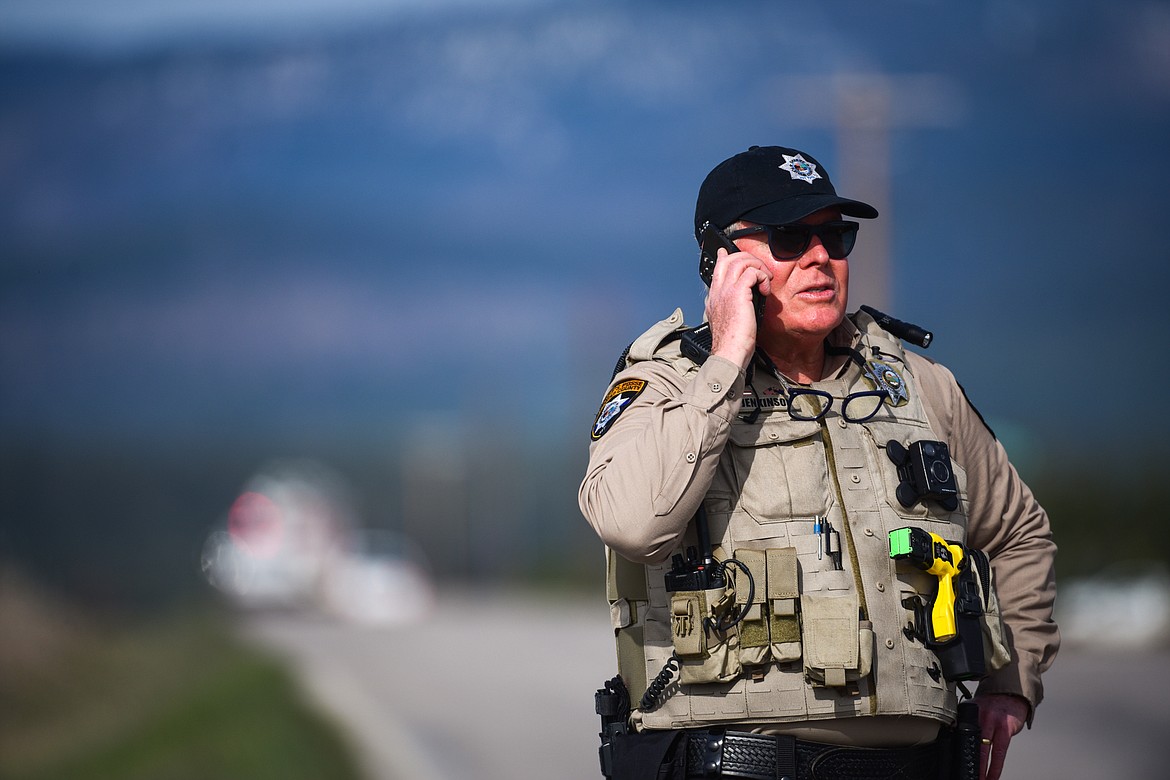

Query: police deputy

[579,146,1058,780]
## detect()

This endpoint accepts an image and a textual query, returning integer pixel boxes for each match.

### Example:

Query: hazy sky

[4,0,1169,462]
[0,0,545,49]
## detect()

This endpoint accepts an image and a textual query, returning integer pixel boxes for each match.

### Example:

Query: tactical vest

[606,310,1005,732]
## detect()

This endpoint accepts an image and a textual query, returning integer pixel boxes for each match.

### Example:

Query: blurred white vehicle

[201,460,433,626]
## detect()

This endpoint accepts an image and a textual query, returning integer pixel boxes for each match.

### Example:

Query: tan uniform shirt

[580,309,1059,723]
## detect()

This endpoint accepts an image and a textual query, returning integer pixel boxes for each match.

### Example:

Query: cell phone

[698,221,765,321]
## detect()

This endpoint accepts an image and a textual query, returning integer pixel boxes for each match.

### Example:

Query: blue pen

[814,515,823,559]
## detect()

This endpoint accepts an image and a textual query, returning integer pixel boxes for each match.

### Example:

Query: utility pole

[778,73,964,311]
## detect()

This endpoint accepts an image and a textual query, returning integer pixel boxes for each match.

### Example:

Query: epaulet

[627,308,688,364]
[606,308,690,382]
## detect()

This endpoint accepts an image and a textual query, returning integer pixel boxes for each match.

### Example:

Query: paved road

[245,590,615,780]
[244,591,1168,780]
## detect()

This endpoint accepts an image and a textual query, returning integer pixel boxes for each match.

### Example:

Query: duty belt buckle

[696,731,724,777]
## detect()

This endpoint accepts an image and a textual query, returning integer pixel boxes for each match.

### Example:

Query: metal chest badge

[867,360,908,406]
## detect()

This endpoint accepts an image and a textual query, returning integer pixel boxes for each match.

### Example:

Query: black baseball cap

[694,145,878,240]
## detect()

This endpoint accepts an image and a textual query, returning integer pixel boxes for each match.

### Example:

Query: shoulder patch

[591,379,647,441]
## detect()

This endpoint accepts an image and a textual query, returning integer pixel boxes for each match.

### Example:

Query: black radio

[665,505,725,592]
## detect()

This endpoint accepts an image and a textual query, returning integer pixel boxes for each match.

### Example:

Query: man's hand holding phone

[705,244,771,371]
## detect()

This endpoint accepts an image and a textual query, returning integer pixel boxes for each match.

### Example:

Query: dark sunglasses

[726,220,860,260]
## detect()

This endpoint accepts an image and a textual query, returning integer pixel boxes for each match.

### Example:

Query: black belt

[683,729,945,780]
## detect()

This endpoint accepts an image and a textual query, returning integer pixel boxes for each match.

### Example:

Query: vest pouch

[800,592,872,687]
[767,547,802,662]
[732,549,771,667]
[670,586,742,685]
[726,416,827,522]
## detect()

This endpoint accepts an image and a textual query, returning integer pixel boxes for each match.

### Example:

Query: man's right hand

[705,247,772,370]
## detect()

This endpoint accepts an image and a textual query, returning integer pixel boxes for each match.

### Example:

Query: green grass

[0,591,363,780]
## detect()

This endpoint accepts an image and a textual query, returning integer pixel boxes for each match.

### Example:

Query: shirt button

[711,382,722,393]
[885,638,895,649]
[850,474,861,484]
[876,582,885,592]
[685,452,697,463]
[838,419,848,429]
[864,528,874,537]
